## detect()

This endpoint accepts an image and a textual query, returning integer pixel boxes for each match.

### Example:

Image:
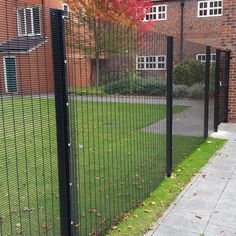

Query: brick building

[139,0,235,122]
[0,0,63,94]
[220,0,236,121]
[1,0,235,121]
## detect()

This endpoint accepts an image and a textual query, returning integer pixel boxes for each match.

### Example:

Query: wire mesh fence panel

[217,50,230,125]
[172,38,209,165]
[65,11,168,235]
[0,1,60,235]
[1,1,231,235]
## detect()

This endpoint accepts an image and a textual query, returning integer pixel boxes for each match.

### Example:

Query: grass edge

[106,137,226,236]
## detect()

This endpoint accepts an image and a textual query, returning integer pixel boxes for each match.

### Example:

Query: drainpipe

[180,0,185,62]
[42,0,45,36]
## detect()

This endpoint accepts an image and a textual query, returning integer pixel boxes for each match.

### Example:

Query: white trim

[136,55,166,71]
[63,3,69,18]
[143,5,167,22]
[3,56,18,93]
[197,0,223,17]
[196,53,216,63]
[17,7,41,37]
[27,38,48,53]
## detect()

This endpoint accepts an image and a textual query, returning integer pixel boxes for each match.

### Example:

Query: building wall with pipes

[221,0,236,122]
[152,0,222,47]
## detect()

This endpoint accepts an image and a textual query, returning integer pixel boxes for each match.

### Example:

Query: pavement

[143,99,214,137]
[145,123,236,236]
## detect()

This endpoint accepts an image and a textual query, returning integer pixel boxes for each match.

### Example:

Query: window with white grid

[143,5,167,21]
[136,56,166,70]
[196,53,216,63]
[198,0,222,17]
[17,7,41,36]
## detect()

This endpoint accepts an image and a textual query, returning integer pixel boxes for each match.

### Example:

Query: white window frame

[63,3,69,18]
[143,5,167,21]
[17,7,41,36]
[3,56,18,93]
[196,53,216,63]
[136,55,166,71]
[198,0,223,17]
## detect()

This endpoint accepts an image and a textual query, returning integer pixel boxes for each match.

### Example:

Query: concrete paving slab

[152,224,199,236]
[145,123,236,236]
[160,210,208,234]
[204,223,236,236]
[209,210,236,230]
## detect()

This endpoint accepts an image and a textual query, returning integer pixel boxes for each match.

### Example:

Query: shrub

[135,77,166,96]
[173,84,188,98]
[187,83,205,98]
[174,60,205,86]
[104,78,136,94]
[69,87,105,96]
[104,76,167,96]
[101,71,141,85]
[209,63,216,96]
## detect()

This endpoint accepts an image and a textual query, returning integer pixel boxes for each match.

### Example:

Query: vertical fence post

[166,36,173,177]
[224,50,231,122]
[204,46,211,138]
[50,9,72,236]
[214,49,221,132]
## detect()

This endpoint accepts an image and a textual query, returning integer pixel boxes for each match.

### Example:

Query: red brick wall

[221,0,236,122]
[154,0,222,48]
[0,0,62,94]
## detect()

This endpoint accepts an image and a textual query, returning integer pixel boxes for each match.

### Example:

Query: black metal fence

[64,11,168,236]
[214,49,231,131]
[0,1,231,235]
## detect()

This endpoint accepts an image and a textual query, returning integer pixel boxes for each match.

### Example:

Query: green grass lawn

[0,97,201,235]
[107,137,225,236]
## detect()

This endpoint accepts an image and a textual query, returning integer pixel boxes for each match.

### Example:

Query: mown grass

[0,97,202,235]
[107,137,225,236]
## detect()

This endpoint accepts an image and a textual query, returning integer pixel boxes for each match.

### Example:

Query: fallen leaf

[144,209,150,213]
[41,224,52,231]
[170,173,177,179]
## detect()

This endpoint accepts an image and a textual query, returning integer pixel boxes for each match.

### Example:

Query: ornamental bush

[173,60,205,86]
[104,76,167,96]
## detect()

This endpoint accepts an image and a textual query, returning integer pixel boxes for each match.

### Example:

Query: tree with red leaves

[65,0,153,29]
[65,0,153,86]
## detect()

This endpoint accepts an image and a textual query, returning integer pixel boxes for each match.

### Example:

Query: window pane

[18,9,25,35]
[33,7,40,34]
[4,58,17,92]
[25,9,33,34]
